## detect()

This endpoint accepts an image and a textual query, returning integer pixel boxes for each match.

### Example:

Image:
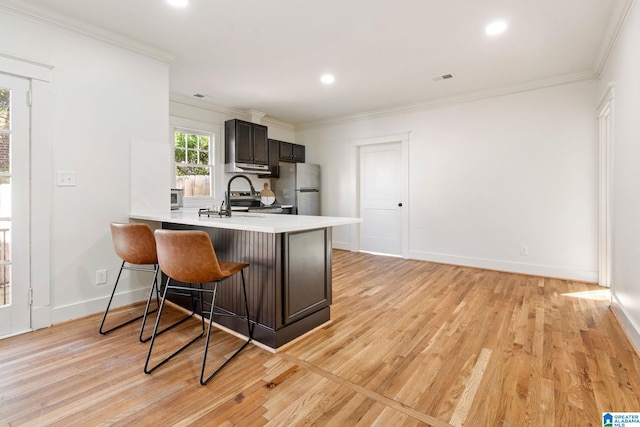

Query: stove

[227,191,289,214]
[228,191,261,209]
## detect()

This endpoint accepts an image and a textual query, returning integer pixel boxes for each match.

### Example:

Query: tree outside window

[174,130,213,197]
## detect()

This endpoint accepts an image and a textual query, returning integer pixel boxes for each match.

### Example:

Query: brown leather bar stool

[145,229,252,385]
[100,222,161,341]
[102,223,198,342]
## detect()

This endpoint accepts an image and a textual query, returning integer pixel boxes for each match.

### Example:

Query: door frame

[0,52,53,334]
[598,83,615,289]
[349,132,410,257]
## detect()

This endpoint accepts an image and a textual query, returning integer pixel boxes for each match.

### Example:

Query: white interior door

[359,142,404,256]
[0,73,31,337]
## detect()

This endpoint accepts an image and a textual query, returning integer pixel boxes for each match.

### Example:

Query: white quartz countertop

[130,209,362,233]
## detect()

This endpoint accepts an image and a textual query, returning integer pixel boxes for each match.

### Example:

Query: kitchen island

[130,209,361,350]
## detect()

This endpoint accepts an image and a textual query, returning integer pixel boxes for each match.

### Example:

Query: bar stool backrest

[154,229,225,284]
[110,223,157,265]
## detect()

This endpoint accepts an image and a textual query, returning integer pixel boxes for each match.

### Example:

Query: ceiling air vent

[432,73,455,82]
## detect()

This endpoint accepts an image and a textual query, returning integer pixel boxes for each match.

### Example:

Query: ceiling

[3,0,625,125]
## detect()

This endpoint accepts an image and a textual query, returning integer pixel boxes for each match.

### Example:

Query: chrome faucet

[224,174,256,217]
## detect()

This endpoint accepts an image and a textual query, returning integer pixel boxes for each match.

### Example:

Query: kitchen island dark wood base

[162,222,333,349]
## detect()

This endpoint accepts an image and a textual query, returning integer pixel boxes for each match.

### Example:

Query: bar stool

[144,229,253,385]
[100,222,164,342]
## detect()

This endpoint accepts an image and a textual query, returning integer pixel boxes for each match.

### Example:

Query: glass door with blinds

[0,73,31,337]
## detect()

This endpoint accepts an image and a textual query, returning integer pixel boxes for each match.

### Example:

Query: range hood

[225,162,270,174]
[224,118,271,174]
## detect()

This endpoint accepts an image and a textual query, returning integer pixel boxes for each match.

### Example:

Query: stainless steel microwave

[170,188,183,210]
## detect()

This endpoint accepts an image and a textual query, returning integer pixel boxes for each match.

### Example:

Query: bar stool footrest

[139,308,197,343]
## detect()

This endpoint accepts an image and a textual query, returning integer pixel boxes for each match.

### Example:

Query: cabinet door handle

[398,203,403,207]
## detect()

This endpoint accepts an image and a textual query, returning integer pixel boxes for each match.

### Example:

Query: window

[174,129,213,199]
[0,87,11,307]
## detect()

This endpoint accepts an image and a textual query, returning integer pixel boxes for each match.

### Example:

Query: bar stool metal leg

[200,270,253,385]
[140,272,202,343]
[144,277,205,375]
[138,265,161,342]
[99,261,159,336]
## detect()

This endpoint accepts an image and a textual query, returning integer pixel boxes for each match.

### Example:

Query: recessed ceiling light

[485,20,507,36]
[167,0,188,7]
[321,74,335,85]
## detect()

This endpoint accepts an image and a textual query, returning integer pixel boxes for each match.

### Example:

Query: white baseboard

[332,244,598,282]
[51,287,151,324]
[409,250,598,283]
[32,305,52,330]
[332,240,352,251]
[611,295,640,356]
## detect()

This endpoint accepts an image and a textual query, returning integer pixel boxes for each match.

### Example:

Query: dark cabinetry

[225,119,269,165]
[282,228,331,325]
[163,223,332,349]
[261,139,305,177]
[279,141,305,163]
[260,139,280,178]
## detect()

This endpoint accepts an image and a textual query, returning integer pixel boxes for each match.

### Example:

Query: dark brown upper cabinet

[259,139,280,178]
[279,141,305,163]
[225,119,269,165]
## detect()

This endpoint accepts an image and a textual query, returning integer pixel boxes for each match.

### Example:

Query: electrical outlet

[520,245,529,256]
[56,171,77,187]
[96,269,107,285]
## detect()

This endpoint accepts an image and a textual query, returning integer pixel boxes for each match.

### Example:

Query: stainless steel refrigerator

[274,163,320,215]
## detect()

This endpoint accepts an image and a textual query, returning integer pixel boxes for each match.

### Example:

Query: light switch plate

[56,171,76,187]
[96,269,107,285]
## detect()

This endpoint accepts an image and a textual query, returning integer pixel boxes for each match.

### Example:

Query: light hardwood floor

[1,250,639,426]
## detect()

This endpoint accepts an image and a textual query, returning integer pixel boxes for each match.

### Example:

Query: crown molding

[261,116,295,130]
[594,0,636,76]
[169,93,295,130]
[296,70,597,131]
[0,0,174,63]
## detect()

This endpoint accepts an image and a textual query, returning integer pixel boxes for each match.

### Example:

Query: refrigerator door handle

[298,188,319,193]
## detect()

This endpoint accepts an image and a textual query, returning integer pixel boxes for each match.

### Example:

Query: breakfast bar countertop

[130,209,362,234]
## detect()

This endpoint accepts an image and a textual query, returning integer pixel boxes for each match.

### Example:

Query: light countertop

[130,209,362,233]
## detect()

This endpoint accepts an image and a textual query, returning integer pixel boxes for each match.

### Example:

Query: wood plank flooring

[1,250,639,426]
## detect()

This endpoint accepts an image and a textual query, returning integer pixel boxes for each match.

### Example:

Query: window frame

[170,120,221,208]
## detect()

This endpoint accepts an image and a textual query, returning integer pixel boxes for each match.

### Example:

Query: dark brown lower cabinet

[162,222,332,349]
[283,228,332,324]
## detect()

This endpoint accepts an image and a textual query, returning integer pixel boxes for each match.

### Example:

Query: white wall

[297,80,599,282]
[0,10,170,323]
[598,1,640,349]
